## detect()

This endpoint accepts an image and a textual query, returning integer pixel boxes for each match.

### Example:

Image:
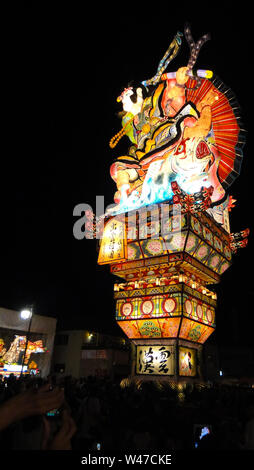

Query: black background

[0,4,253,347]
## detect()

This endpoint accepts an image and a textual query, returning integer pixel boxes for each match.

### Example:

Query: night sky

[1,6,253,347]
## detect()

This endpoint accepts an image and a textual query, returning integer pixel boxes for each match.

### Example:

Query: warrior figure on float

[109,25,244,225]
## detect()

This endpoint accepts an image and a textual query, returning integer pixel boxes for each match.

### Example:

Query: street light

[20,309,32,320]
[20,307,33,377]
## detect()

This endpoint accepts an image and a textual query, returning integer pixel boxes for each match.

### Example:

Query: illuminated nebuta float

[0,336,46,376]
[98,25,249,382]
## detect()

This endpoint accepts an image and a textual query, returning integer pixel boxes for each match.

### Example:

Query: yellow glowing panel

[117,320,142,339]
[158,317,181,338]
[136,345,174,375]
[98,217,127,265]
[138,319,162,338]
[179,318,214,344]
[116,294,181,321]
[116,298,139,320]
[183,297,216,327]
[179,346,197,377]
[163,232,188,253]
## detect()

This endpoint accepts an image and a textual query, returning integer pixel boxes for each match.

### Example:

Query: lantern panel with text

[136,345,175,375]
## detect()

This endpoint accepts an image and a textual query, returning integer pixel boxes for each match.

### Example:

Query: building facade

[52,329,131,379]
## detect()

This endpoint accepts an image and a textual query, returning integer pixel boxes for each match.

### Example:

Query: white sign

[136,345,174,375]
[3,365,27,372]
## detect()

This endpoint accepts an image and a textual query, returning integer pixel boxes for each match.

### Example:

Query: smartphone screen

[194,424,212,448]
[200,426,210,439]
[46,408,60,417]
[97,443,101,451]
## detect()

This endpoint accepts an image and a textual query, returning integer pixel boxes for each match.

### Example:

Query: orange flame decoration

[228,196,237,212]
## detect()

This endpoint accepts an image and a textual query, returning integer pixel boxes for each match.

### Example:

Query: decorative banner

[179,346,197,377]
[98,217,126,265]
[116,293,181,321]
[182,292,216,327]
[117,317,181,339]
[136,345,174,375]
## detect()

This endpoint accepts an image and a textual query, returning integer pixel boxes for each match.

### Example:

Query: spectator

[0,374,253,451]
[0,380,76,450]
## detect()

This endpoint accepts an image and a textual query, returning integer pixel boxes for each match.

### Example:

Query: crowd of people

[0,373,254,451]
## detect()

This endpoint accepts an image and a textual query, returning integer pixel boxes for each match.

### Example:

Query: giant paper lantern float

[97,25,249,381]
